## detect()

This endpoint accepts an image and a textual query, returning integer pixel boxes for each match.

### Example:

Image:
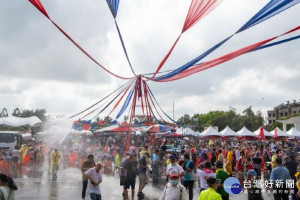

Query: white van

[0,131,20,150]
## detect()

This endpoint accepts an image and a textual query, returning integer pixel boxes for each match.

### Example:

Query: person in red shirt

[236,154,245,187]
[246,157,253,171]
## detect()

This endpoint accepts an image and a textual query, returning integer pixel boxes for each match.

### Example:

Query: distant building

[267,100,300,125]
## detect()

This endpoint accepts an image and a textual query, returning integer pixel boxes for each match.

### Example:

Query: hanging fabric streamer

[182,0,223,33]
[68,79,133,119]
[145,82,179,125]
[116,81,137,119]
[151,0,300,81]
[106,0,120,19]
[158,25,300,82]
[28,0,131,80]
[149,0,222,79]
[237,0,300,33]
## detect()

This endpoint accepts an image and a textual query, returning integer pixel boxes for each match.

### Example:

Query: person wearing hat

[246,170,263,200]
[159,170,188,200]
[166,154,185,178]
[270,157,291,200]
[198,177,221,200]
[215,161,229,200]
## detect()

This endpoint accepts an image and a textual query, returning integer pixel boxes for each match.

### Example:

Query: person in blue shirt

[270,157,291,200]
[152,149,160,186]
[183,153,195,200]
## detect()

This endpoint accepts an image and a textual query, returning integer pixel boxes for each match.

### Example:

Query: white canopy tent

[287,127,300,137]
[0,116,42,127]
[253,127,273,137]
[270,127,289,137]
[177,127,197,136]
[70,129,93,135]
[237,127,256,137]
[200,126,221,137]
[21,133,33,140]
[220,126,239,137]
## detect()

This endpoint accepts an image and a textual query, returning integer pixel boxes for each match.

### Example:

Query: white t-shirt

[166,164,184,175]
[159,183,188,200]
[197,169,216,189]
[11,149,19,157]
[84,168,102,195]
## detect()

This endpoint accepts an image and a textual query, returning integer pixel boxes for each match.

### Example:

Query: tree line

[176,106,279,132]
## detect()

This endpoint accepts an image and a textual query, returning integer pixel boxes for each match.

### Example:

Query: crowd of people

[1,132,300,200]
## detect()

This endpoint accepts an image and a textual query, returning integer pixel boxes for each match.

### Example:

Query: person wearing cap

[198,177,222,200]
[120,153,138,200]
[166,154,185,178]
[270,157,291,200]
[246,169,263,200]
[215,161,229,200]
[159,170,188,200]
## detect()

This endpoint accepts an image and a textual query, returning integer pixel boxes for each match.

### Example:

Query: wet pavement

[13,165,274,200]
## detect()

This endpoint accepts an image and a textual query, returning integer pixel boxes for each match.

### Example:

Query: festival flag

[274,128,278,139]
[258,126,265,140]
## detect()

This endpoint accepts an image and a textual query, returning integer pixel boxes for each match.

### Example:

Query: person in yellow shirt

[225,147,233,176]
[270,149,277,169]
[113,152,120,176]
[50,148,62,182]
[19,144,30,166]
[198,177,222,200]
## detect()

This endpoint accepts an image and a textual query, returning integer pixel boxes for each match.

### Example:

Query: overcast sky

[1,0,299,121]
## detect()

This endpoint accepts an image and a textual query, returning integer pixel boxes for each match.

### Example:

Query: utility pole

[173,101,175,121]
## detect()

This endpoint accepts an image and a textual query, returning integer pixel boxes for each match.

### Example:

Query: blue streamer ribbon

[116,81,137,119]
[106,0,120,19]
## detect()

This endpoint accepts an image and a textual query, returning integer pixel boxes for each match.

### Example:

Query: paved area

[13,166,275,200]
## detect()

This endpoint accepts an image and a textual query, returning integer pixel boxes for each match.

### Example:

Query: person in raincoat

[50,148,62,182]
[224,147,233,176]
[19,144,30,166]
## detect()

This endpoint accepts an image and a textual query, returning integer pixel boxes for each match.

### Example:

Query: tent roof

[220,126,238,137]
[270,127,289,137]
[237,127,256,137]
[254,127,273,137]
[177,127,196,136]
[94,125,132,133]
[200,126,221,136]
[287,127,300,137]
[0,116,42,127]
